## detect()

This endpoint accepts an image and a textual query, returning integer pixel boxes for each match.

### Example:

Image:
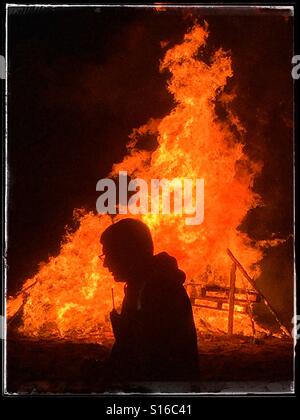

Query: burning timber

[188,249,291,340]
[6,23,292,345]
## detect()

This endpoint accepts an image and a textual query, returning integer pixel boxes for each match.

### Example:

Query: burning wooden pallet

[186,248,290,338]
[188,284,261,313]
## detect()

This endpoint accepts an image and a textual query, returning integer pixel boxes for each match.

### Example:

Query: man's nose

[103,255,109,268]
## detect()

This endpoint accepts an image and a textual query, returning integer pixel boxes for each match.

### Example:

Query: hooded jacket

[108,252,199,382]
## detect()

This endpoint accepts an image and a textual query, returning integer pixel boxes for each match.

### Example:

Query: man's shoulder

[142,277,189,309]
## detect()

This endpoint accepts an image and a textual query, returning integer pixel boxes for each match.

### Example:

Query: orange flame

[8,24,266,341]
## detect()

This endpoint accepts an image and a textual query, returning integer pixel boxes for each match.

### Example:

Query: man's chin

[112,273,127,282]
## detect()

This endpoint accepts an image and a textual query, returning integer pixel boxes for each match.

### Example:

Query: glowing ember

[8,23,266,341]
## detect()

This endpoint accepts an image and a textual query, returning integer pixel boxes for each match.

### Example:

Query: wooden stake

[228,262,236,335]
[111,287,115,311]
[227,248,291,337]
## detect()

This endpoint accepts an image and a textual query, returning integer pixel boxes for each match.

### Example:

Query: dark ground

[5,334,294,394]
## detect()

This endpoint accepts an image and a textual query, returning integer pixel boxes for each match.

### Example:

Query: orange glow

[7,24,267,341]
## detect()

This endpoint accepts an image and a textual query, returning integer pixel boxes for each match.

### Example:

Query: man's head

[100,218,154,283]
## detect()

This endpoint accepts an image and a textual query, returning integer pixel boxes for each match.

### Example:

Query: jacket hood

[151,252,186,285]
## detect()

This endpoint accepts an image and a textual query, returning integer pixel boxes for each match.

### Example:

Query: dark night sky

[7,6,293,299]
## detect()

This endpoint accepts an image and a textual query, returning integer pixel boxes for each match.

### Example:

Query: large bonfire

[8,23,266,342]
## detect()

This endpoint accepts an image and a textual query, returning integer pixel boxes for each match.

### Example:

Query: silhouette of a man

[100,218,198,382]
